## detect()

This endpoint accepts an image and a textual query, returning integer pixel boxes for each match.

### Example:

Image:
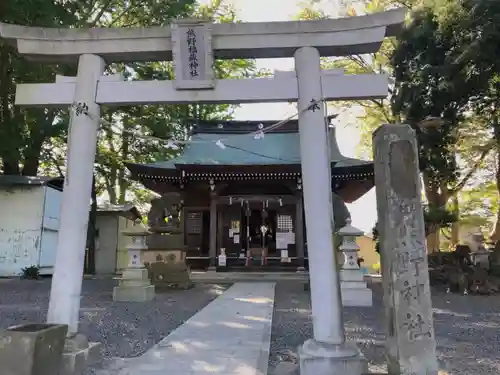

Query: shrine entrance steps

[190,271,308,284]
[98,282,275,375]
[220,265,299,273]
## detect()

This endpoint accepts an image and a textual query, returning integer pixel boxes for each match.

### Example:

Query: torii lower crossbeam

[15,72,388,107]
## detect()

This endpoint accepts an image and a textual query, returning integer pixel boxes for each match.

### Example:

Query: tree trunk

[426,230,440,253]
[118,126,130,204]
[491,210,500,244]
[490,150,500,250]
[1,160,21,175]
[450,194,460,249]
[423,175,441,253]
[85,175,97,274]
[106,180,117,204]
[490,124,500,261]
[22,137,44,176]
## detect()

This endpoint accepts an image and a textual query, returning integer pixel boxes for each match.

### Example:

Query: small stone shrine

[468,233,491,269]
[112,221,155,302]
[338,218,373,307]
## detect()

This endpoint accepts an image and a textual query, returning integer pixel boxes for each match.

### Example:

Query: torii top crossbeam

[0,9,405,63]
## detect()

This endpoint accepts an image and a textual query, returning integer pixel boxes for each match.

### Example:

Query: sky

[207,0,378,233]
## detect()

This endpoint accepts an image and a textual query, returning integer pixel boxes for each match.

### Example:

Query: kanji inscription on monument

[373,124,438,375]
[171,20,214,90]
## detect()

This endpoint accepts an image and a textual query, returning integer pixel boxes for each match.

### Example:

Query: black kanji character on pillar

[308,99,320,112]
[75,102,89,116]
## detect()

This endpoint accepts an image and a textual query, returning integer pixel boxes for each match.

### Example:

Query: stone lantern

[112,221,155,302]
[338,218,372,307]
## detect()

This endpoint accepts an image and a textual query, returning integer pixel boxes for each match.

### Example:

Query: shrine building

[126,119,374,271]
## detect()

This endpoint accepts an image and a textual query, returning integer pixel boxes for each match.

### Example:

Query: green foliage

[0,0,79,175]
[423,205,457,229]
[392,7,472,189]
[0,0,259,209]
[430,0,500,241]
[460,182,498,230]
[88,1,259,205]
[21,265,40,279]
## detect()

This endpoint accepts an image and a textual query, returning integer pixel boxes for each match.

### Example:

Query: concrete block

[0,323,67,375]
[273,361,300,375]
[59,341,101,375]
[341,284,373,307]
[340,269,373,307]
[122,268,149,280]
[298,339,368,375]
[113,284,155,302]
[340,269,365,282]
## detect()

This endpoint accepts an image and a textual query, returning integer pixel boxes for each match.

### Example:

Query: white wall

[0,187,44,276]
[95,214,118,274]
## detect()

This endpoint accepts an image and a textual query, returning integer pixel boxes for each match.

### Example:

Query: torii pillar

[295,46,367,375]
[47,55,104,336]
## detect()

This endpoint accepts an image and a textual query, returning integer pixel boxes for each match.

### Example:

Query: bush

[21,265,40,280]
[373,262,381,274]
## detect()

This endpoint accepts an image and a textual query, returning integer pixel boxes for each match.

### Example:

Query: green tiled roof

[145,132,371,169]
[149,132,301,168]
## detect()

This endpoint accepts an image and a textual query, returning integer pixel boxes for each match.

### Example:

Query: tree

[0,0,81,175]
[390,5,493,251]
[0,0,198,177]
[91,0,260,205]
[295,0,491,251]
[440,0,500,249]
[1,0,257,272]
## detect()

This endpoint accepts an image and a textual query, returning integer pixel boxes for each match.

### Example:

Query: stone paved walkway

[0,278,227,375]
[100,282,276,375]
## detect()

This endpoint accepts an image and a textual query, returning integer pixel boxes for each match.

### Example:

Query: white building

[0,176,62,276]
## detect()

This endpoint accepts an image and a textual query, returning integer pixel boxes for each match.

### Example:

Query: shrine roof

[132,120,371,170]
[153,132,301,167]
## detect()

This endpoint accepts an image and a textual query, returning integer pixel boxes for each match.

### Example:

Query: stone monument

[148,253,194,290]
[144,193,193,290]
[373,124,438,375]
[113,221,155,302]
[338,218,373,307]
[146,193,186,256]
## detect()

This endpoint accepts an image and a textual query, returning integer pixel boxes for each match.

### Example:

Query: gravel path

[270,280,500,375]
[0,278,228,374]
[2,278,499,374]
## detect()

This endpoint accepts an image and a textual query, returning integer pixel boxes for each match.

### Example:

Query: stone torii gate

[0,9,405,375]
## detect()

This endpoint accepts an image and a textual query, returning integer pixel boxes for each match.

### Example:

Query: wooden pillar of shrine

[209,191,218,269]
[295,192,306,271]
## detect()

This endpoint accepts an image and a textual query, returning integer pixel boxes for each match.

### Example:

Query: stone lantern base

[340,269,372,307]
[113,267,155,302]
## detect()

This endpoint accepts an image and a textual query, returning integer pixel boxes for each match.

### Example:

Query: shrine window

[277,214,293,233]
